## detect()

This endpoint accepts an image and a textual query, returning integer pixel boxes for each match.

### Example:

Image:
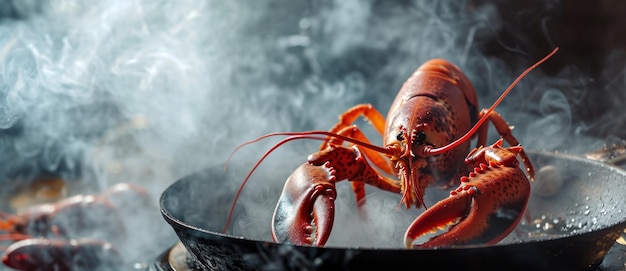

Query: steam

[0,0,623,267]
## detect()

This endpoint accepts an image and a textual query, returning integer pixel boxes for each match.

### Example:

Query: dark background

[0,0,624,193]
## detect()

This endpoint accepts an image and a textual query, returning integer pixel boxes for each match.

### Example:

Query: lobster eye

[415,131,426,143]
[396,132,404,141]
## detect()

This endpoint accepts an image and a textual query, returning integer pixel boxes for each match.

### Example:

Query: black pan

[160,151,626,271]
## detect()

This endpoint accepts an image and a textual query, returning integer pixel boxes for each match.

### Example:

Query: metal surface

[160,151,626,270]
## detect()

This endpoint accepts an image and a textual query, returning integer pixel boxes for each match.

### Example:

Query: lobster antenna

[224,130,393,170]
[422,47,559,156]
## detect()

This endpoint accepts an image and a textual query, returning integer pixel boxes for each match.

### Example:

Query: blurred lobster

[2,238,122,271]
[0,182,149,270]
[226,48,558,248]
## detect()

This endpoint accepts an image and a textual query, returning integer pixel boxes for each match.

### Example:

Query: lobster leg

[475,109,535,180]
[404,139,531,248]
[272,145,400,246]
[322,104,394,174]
[325,125,403,196]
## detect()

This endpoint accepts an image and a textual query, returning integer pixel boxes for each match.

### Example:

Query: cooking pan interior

[160,151,626,270]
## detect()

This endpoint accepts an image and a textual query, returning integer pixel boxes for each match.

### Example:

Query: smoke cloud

[0,0,624,266]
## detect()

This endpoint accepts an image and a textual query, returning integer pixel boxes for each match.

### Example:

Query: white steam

[0,0,622,266]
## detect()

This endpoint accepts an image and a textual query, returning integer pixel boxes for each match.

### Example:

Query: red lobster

[0,183,149,270]
[226,48,558,248]
[2,238,122,271]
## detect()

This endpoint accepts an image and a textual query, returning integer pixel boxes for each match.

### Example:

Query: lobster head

[383,59,478,209]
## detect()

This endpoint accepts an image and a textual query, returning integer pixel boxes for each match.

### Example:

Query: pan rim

[159,149,626,251]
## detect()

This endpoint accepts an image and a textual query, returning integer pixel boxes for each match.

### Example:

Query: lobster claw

[405,141,531,248]
[272,163,337,246]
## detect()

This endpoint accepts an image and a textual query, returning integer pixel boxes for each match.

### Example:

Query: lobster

[2,238,122,271]
[0,182,149,270]
[225,48,558,248]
